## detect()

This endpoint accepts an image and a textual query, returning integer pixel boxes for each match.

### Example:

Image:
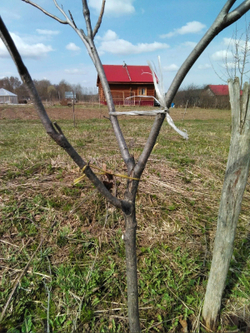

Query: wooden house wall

[97,82,155,106]
[202,89,230,109]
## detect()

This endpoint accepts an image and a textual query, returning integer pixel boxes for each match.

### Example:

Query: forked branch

[82,0,93,38]
[93,0,106,37]
[22,0,106,39]
[0,15,122,210]
[21,0,68,24]
[134,0,250,183]
[21,0,133,171]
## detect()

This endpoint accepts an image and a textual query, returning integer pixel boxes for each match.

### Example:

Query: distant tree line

[0,76,98,103]
[1,76,239,109]
[173,84,231,109]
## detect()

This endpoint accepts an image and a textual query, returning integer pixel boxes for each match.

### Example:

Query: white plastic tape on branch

[109,56,188,140]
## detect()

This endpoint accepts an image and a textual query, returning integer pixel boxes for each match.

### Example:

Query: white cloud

[66,43,81,51]
[164,64,179,72]
[160,21,206,38]
[178,21,206,34]
[223,37,250,49]
[0,9,21,21]
[223,37,250,57]
[102,30,118,41]
[64,68,85,75]
[223,37,233,46]
[36,29,60,36]
[182,41,197,48]
[222,62,237,69]
[198,63,211,70]
[98,30,169,55]
[160,31,174,39]
[89,0,135,16]
[0,32,53,59]
[211,50,233,61]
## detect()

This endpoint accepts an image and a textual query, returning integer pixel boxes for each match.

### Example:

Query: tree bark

[3,2,250,332]
[123,194,140,333]
[202,78,250,331]
[135,0,250,176]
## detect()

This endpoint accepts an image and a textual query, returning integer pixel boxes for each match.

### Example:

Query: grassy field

[0,105,250,332]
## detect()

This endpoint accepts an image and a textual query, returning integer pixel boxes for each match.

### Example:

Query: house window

[138,87,147,96]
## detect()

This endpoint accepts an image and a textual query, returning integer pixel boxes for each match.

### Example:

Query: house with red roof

[207,85,230,108]
[206,85,230,96]
[97,63,155,106]
[203,84,242,109]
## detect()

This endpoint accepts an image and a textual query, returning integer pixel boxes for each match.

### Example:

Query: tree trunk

[202,78,250,331]
[123,195,141,333]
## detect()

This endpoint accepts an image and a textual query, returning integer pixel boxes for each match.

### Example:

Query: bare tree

[0,76,22,93]
[1,1,250,332]
[34,79,52,100]
[224,22,250,88]
[57,79,73,101]
[202,18,250,332]
[173,84,205,108]
[202,78,250,331]
[213,20,250,89]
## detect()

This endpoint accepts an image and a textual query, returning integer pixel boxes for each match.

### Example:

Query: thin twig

[21,0,68,24]
[94,306,152,313]
[0,240,19,248]
[69,189,98,214]
[93,0,106,37]
[68,10,77,29]
[165,283,194,312]
[0,266,51,280]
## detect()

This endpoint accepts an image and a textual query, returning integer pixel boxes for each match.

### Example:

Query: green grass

[0,107,250,332]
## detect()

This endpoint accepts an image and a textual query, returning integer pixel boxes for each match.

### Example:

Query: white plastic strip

[148,57,188,140]
[110,110,166,116]
[166,113,188,140]
[109,56,188,140]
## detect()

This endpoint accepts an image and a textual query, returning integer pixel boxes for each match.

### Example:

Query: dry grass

[0,104,250,332]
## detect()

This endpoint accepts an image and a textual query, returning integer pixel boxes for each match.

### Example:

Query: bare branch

[21,0,132,171]
[226,0,250,26]
[68,10,78,29]
[93,0,106,37]
[215,20,250,88]
[22,0,82,31]
[52,0,76,27]
[82,0,93,39]
[21,0,68,24]
[134,0,250,180]
[0,15,122,209]
[220,0,237,15]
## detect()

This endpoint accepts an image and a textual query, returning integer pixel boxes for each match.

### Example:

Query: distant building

[203,84,242,109]
[0,88,18,104]
[97,63,156,106]
[206,85,230,96]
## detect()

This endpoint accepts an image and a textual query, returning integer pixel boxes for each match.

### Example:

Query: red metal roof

[208,84,243,96]
[208,85,229,96]
[99,65,154,84]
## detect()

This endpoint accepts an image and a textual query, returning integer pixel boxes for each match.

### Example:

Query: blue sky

[0,0,249,91]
